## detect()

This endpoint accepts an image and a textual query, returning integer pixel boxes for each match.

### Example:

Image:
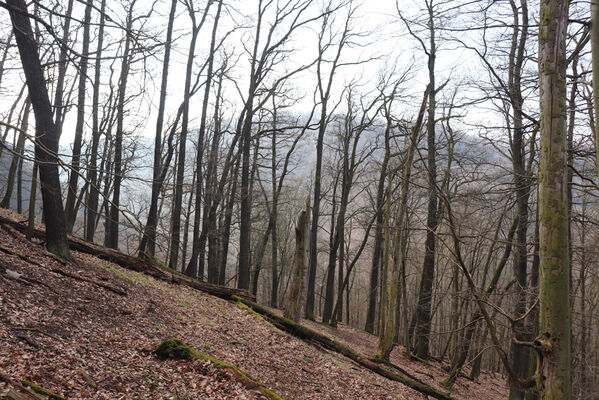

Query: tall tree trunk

[205,70,225,282]
[537,1,571,398]
[305,10,350,319]
[170,17,200,270]
[187,0,223,275]
[65,0,92,233]
[7,0,72,259]
[508,3,532,398]
[270,113,279,308]
[413,5,438,359]
[365,141,388,333]
[85,0,107,243]
[107,3,135,250]
[138,0,177,256]
[591,0,599,178]
[377,86,429,361]
[219,157,241,285]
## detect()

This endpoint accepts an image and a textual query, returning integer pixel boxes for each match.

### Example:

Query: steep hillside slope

[0,209,507,399]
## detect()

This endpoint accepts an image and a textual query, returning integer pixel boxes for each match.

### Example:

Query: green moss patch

[154,338,285,400]
[21,380,67,400]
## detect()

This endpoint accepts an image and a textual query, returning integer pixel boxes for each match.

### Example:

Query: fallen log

[0,373,66,400]
[232,296,454,400]
[0,213,254,301]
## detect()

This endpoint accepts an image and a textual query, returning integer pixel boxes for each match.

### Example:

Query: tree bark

[537,0,571,398]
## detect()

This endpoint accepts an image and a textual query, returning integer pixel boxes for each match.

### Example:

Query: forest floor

[0,208,508,399]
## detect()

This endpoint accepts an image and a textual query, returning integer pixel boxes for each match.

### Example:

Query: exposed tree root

[155,338,285,400]
[231,296,454,400]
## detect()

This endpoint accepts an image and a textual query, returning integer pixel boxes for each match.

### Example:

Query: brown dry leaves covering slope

[301,320,509,400]
[0,209,507,399]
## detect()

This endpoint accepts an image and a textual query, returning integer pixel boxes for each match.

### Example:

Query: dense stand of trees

[0,0,596,398]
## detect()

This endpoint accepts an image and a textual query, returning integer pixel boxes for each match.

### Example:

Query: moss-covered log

[0,214,254,301]
[155,338,284,400]
[20,381,67,400]
[232,296,454,400]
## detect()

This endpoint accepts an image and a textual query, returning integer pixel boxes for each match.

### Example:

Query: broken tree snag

[154,338,285,400]
[0,214,254,301]
[284,196,309,322]
[232,296,454,400]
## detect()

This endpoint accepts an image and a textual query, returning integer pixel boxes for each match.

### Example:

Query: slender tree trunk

[591,0,599,178]
[219,156,241,285]
[413,5,438,360]
[186,0,223,275]
[85,0,107,243]
[170,18,200,270]
[1,99,30,209]
[507,3,532,398]
[377,86,429,360]
[270,119,279,308]
[0,31,13,91]
[52,0,74,131]
[365,133,388,333]
[65,0,92,232]
[205,71,224,282]
[138,0,177,256]
[107,4,135,250]
[26,162,37,240]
